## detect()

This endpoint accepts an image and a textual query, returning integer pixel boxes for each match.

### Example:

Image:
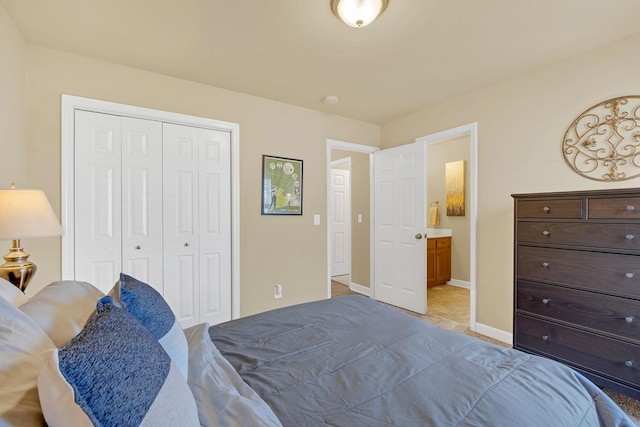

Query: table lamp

[0,184,63,291]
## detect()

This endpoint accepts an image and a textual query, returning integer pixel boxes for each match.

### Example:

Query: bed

[0,276,635,426]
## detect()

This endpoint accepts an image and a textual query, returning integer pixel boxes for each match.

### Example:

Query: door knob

[414,233,423,240]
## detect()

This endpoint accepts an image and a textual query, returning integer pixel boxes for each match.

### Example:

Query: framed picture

[261,155,303,215]
[445,160,465,216]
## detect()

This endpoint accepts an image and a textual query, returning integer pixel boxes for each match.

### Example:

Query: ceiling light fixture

[330,0,389,28]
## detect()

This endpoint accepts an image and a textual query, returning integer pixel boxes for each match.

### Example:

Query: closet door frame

[60,94,241,320]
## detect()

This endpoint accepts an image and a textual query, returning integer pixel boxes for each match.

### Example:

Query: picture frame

[445,160,465,216]
[261,155,303,215]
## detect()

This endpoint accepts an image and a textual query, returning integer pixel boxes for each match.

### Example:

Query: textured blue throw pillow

[109,273,189,379]
[38,296,199,427]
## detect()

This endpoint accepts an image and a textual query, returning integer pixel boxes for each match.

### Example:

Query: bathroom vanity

[426,228,452,287]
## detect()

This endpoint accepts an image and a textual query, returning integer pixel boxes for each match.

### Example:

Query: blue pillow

[38,296,199,427]
[110,273,189,379]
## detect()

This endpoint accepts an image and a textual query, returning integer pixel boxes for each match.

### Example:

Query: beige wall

[8,5,640,334]
[0,6,28,187]
[331,150,371,287]
[382,32,640,333]
[16,39,379,314]
[426,136,470,283]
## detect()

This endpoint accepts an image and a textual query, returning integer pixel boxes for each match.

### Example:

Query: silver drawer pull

[627,205,636,211]
[542,298,550,305]
[542,335,549,341]
[542,262,550,268]
[625,272,635,279]
[625,360,634,368]
[625,316,634,323]
[543,206,551,213]
[626,234,635,241]
[542,230,550,237]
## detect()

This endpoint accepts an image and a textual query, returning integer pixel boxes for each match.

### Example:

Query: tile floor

[331,279,470,325]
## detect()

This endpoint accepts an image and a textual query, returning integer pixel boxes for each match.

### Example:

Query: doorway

[417,123,477,331]
[326,140,377,298]
[425,135,470,325]
[325,123,477,333]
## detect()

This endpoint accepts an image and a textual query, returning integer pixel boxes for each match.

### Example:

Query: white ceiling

[3,0,640,125]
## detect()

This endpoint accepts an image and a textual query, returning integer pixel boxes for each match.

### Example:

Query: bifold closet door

[162,123,231,328]
[120,117,163,292]
[74,110,163,294]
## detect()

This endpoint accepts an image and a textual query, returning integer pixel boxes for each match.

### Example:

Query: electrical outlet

[274,284,282,299]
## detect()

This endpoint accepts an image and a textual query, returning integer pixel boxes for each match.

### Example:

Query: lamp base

[0,240,37,292]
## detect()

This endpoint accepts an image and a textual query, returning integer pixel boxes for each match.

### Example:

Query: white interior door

[163,123,232,328]
[74,110,123,293]
[197,128,232,326]
[374,142,426,314]
[163,123,200,327]
[63,95,239,322]
[331,168,350,277]
[121,117,163,293]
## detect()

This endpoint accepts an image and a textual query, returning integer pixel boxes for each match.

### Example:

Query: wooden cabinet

[513,189,640,400]
[427,237,451,287]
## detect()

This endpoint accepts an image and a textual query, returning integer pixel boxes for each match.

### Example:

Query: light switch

[314,214,320,225]
[358,214,363,223]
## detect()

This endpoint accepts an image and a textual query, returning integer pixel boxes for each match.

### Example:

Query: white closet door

[163,123,201,327]
[74,110,122,293]
[198,128,231,325]
[121,117,163,293]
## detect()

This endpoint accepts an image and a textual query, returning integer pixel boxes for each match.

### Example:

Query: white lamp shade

[332,0,388,28]
[0,188,63,240]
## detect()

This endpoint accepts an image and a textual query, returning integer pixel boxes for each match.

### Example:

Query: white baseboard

[474,322,513,345]
[349,282,371,297]
[446,279,470,289]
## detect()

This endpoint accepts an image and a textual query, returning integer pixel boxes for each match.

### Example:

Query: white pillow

[0,296,55,426]
[109,273,189,379]
[19,281,104,347]
[0,277,28,307]
[38,296,199,427]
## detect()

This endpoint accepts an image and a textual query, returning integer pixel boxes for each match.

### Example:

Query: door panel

[121,117,163,292]
[331,168,350,276]
[198,128,232,325]
[163,123,200,327]
[74,110,122,293]
[374,143,426,314]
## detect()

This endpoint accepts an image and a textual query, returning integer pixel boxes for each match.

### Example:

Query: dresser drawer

[516,246,640,299]
[515,315,639,387]
[517,280,640,342]
[589,197,640,219]
[516,222,640,250]
[517,199,583,219]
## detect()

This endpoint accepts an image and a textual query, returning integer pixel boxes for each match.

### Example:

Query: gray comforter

[209,295,634,426]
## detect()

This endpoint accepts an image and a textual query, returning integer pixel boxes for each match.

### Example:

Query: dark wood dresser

[512,188,640,399]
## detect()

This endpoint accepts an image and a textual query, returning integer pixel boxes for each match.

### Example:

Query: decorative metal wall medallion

[562,96,640,181]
